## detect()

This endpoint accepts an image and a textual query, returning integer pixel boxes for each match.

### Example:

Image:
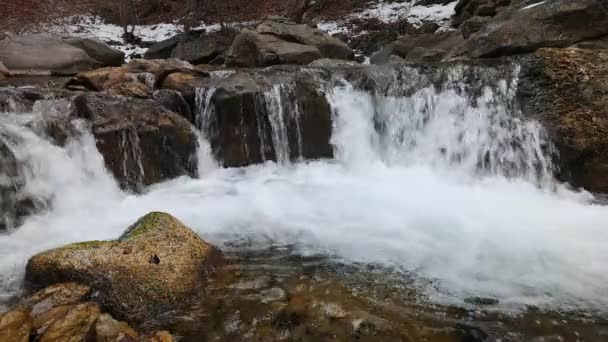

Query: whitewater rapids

[1,77,607,314]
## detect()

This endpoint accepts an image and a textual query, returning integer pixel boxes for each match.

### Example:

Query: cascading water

[1,65,608,314]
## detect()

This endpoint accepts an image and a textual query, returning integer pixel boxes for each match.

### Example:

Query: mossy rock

[25,212,224,324]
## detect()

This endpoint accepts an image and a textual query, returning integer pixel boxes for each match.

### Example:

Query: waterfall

[328,70,554,186]
[2,64,608,312]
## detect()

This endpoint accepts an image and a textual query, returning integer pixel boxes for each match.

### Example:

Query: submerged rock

[25,212,224,323]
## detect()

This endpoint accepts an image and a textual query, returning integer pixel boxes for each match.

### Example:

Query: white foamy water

[1,79,608,313]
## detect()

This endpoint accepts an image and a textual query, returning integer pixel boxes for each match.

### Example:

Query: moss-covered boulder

[518,48,608,192]
[25,212,224,323]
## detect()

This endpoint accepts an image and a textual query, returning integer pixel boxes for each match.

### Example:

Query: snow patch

[521,1,546,10]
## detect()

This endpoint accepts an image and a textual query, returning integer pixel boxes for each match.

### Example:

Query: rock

[92,313,139,342]
[153,89,193,123]
[144,30,237,65]
[453,0,512,27]
[227,29,322,67]
[61,37,125,67]
[0,309,32,342]
[21,282,91,318]
[38,302,100,342]
[452,0,608,58]
[0,34,101,75]
[0,61,9,79]
[25,212,224,323]
[67,67,134,91]
[32,305,74,337]
[160,72,204,105]
[71,92,198,190]
[570,36,608,49]
[107,81,150,98]
[518,48,608,193]
[460,15,491,39]
[309,58,360,67]
[256,19,354,60]
[371,32,464,64]
[227,18,354,67]
[140,331,176,342]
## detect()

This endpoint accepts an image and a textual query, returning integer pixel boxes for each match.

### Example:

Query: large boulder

[227,29,322,67]
[71,93,198,191]
[256,19,353,60]
[25,212,224,323]
[518,48,608,192]
[227,18,354,67]
[0,34,123,75]
[451,0,608,58]
[145,30,237,65]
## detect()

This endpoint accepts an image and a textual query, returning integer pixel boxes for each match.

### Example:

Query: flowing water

[1,66,608,326]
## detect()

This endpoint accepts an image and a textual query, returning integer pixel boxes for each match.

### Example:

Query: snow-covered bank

[41,1,457,59]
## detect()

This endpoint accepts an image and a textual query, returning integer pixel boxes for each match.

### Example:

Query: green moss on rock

[25,212,224,324]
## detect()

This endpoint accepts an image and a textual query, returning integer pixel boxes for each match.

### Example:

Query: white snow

[317,0,458,39]
[521,1,546,10]
[46,16,249,59]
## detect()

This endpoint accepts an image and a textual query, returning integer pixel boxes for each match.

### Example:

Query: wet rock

[61,37,125,67]
[0,308,32,342]
[107,82,150,98]
[32,305,74,337]
[153,89,193,124]
[0,34,124,75]
[71,92,198,190]
[160,72,207,104]
[21,282,91,318]
[37,302,100,342]
[140,331,175,342]
[452,0,608,58]
[25,212,224,323]
[518,48,608,193]
[92,313,139,342]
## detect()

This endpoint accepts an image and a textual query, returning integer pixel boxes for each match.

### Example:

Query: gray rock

[144,30,237,65]
[451,0,608,58]
[256,20,353,60]
[0,34,100,75]
[227,29,322,67]
[61,37,125,66]
[371,32,464,64]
